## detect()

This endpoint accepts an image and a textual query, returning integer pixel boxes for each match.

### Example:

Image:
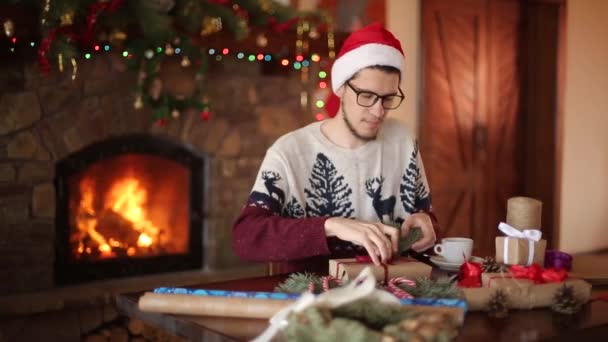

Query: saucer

[430,255,484,272]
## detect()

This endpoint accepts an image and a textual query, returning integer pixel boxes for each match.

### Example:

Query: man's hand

[324,217,399,265]
[401,212,436,252]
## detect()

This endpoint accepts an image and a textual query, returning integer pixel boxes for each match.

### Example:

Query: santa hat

[330,22,405,93]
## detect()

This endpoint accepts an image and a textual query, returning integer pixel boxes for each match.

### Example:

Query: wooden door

[421,0,522,256]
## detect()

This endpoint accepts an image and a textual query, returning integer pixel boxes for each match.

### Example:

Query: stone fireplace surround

[0,54,313,299]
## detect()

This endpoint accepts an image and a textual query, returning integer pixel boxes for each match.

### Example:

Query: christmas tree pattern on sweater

[400,141,431,214]
[304,153,354,218]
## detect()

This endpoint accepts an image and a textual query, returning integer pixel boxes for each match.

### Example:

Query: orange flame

[75,177,162,259]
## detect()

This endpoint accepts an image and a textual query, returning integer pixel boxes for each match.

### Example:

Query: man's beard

[341,101,377,142]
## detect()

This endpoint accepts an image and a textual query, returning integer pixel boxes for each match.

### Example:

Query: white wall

[386,0,421,135]
[558,0,608,253]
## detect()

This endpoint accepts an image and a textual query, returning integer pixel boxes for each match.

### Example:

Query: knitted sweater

[232,118,438,274]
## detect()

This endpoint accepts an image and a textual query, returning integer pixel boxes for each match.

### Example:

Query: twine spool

[506,197,542,230]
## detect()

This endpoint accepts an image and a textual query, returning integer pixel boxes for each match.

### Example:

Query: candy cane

[321,276,342,292]
[387,277,416,299]
[307,281,316,293]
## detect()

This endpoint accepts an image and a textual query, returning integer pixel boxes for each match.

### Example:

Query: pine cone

[481,256,508,273]
[486,289,509,318]
[551,284,583,315]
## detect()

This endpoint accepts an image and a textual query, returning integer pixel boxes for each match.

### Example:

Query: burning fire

[74,177,162,259]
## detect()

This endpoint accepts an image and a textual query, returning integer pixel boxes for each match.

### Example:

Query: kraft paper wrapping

[481,272,534,288]
[462,278,592,311]
[138,292,294,319]
[495,237,547,265]
[328,258,432,282]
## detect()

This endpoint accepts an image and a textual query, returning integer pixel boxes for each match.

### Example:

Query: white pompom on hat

[330,22,405,93]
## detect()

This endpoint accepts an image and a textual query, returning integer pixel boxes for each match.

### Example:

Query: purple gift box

[544,250,573,271]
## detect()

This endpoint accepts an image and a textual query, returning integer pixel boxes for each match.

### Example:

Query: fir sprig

[385,221,423,256]
[332,299,419,330]
[397,276,463,299]
[399,226,422,256]
[275,272,321,294]
[276,272,462,299]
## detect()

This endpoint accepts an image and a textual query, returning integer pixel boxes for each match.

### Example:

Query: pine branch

[131,0,174,44]
[275,272,321,294]
[385,222,423,256]
[32,0,326,119]
[332,299,417,330]
[399,277,463,299]
[399,226,422,255]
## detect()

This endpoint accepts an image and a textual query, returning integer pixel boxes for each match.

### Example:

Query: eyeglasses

[346,81,405,110]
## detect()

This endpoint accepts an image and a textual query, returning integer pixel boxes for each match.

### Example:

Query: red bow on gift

[509,264,568,283]
[458,260,483,288]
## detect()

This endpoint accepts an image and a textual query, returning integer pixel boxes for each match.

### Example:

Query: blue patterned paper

[153,287,300,300]
[400,298,468,312]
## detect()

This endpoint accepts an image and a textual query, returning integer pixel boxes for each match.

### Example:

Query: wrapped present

[461,264,592,311]
[544,250,573,271]
[462,278,591,311]
[496,197,547,266]
[329,256,432,283]
[496,234,547,265]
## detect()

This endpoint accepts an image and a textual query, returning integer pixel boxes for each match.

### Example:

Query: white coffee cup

[433,238,473,264]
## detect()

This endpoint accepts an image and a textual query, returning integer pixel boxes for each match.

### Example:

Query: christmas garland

[275,272,463,300]
[271,265,464,342]
[13,0,328,124]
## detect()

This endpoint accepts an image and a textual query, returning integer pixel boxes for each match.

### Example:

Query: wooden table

[116,274,608,341]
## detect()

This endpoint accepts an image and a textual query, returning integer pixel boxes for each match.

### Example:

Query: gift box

[495,197,547,265]
[495,236,547,265]
[329,257,432,282]
[462,278,591,311]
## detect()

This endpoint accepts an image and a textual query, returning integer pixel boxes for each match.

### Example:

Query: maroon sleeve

[232,204,332,262]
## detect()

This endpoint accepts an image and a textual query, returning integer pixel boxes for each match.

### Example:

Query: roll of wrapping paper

[139,291,468,324]
[139,292,295,319]
[139,287,468,321]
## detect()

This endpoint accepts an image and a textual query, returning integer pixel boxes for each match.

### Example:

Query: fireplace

[54,134,207,285]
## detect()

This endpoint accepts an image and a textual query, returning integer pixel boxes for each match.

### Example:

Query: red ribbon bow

[458,260,483,288]
[509,264,568,283]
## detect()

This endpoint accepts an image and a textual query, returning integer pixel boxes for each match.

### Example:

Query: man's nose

[369,100,386,118]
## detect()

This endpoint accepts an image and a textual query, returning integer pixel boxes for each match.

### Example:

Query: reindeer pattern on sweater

[247,119,432,229]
